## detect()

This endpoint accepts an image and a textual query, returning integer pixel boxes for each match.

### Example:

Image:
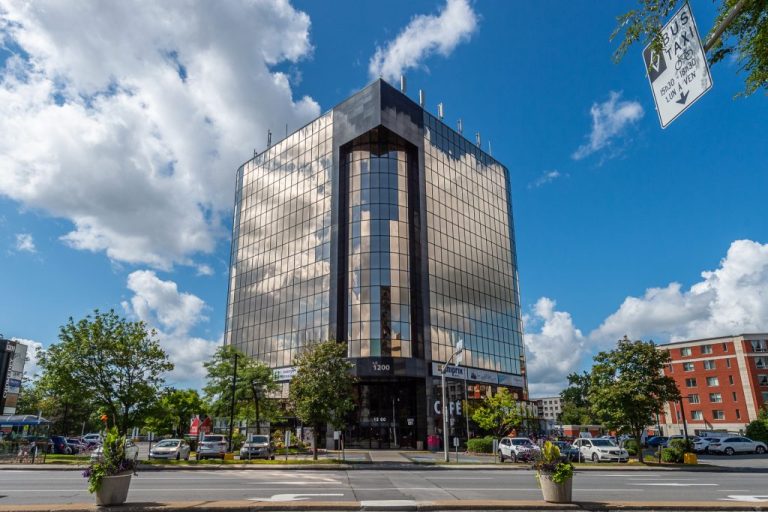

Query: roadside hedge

[623,439,639,455]
[467,436,495,453]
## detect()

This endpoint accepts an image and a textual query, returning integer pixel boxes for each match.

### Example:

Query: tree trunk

[635,431,644,464]
[313,428,319,460]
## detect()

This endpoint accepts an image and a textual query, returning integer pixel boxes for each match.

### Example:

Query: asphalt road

[1,468,768,506]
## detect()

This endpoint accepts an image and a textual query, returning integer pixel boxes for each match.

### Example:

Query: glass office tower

[225,79,527,449]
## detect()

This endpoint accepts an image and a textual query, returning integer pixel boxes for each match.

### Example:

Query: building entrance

[345,380,423,449]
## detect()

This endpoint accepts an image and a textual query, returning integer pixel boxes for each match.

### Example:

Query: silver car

[239,434,274,460]
[90,439,139,462]
[197,434,228,460]
[708,436,767,455]
[149,439,191,461]
[574,438,629,462]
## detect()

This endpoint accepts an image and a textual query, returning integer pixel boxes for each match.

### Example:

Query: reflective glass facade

[225,80,527,447]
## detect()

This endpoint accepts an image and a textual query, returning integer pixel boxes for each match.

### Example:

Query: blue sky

[1,0,766,394]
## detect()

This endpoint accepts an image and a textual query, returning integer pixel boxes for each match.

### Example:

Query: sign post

[643,2,712,128]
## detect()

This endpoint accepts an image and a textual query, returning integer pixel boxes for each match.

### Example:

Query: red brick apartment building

[658,334,768,435]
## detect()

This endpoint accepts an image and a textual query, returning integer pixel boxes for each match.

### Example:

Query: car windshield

[203,436,224,442]
[155,440,179,447]
[249,436,269,443]
[511,439,531,446]
[592,439,616,447]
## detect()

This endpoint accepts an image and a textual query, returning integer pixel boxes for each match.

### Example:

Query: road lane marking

[720,496,768,502]
[360,500,417,507]
[632,483,718,486]
[249,493,344,502]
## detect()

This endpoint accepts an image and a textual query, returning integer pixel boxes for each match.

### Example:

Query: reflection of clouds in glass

[424,113,523,375]
[225,112,332,366]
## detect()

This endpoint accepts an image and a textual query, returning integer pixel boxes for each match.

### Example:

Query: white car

[149,439,191,461]
[82,433,103,446]
[707,436,767,455]
[90,439,139,462]
[694,436,723,453]
[197,434,228,460]
[573,438,629,462]
[498,437,539,462]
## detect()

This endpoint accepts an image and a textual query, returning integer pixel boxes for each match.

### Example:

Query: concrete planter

[95,472,132,506]
[538,472,573,503]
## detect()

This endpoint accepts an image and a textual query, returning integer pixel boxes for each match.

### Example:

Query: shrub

[661,447,681,463]
[467,436,495,453]
[668,438,694,453]
[746,419,768,444]
[623,439,639,455]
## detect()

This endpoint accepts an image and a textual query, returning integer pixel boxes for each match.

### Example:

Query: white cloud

[524,298,585,397]
[591,239,768,344]
[195,264,214,277]
[122,270,220,388]
[528,170,563,189]
[0,1,320,270]
[368,0,478,82]
[14,233,36,252]
[572,91,644,160]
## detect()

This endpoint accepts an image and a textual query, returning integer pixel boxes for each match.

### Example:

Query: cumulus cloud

[369,0,477,82]
[122,270,220,388]
[572,91,644,161]
[528,170,563,189]
[195,264,214,277]
[14,233,36,253]
[591,239,768,344]
[524,298,585,396]
[0,1,320,270]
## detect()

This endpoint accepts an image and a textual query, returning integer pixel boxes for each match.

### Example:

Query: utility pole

[228,352,238,452]
[441,340,464,462]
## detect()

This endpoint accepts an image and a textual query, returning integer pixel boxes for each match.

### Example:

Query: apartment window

[729,375,734,385]
[687,394,700,404]
[752,340,767,352]
[712,410,725,420]
[759,374,768,387]
[709,393,722,403]
[732,392,738,401]
[683,362,695,371]
[681,347,692,357]
[685,378,697,387]
[703,360,716,370]
[723,342,729,352]
[707,377,719,386]
[756,357,768,369]
[691,411,703,420]
[762,392,768,402]
[701,344,713,355]
[736,409,741,420]
[726,358,731,368]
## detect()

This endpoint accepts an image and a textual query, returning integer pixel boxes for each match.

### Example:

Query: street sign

[643,2,712,128]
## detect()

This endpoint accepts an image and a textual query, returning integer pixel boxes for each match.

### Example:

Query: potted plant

[83,427,138,506]
[532,441,574,503]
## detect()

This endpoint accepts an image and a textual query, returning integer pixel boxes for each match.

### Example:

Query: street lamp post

[441,340,464,463]
[251,380,262,435]
[227,352,239,453]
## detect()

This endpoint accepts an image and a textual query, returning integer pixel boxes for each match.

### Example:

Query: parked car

[239,434,274,460]
[66,438,89,454]
[599,435,617,444]
[90,439,139,462]
[82,433,103,447]
[48,436,72,454]
[707,437,767,455]
[498,437,539,462]
[149,439,191,461]
[573,438,629,462]
[552,441,579,462]
[694,436,723,453]
[666,435,699,448]
[197,434,228,460]
[645,436,669,448]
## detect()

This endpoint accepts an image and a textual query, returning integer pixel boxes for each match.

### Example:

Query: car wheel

[185,453,190,461]
[511,452,518,463]
[725,447,735,456]
[270,455,275,460]
[592,453,599,463]
[756,446,766,454]
[176,453,180,460]
[498,450,505,463]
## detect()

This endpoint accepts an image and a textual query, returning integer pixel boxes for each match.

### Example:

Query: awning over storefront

[0,414,50,426]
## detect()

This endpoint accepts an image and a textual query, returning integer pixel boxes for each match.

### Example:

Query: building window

[701,344,713,355]
[762,391,768,402]
[732,391,738,401]
[723,342,729,352]
[683,362,695,371]
[687,394,700,404]
[681,347,692,357]
[707,377,719,386]
[736,409,741,420]
[756,357,768,369]
[726,358,731,368]
[751,340,767,352]
[709,393,722,403]
[759,374,768,387]
[691,411,703,420]
[712,410,725,420]
[703,360,716,370]
[729,375,735,385]
[685,378,697,387]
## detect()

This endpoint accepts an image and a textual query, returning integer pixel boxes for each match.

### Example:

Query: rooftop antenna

[253,149,257,158]
[267,129,272,148]
[475,131,481,147]
[419,89,425,107]
[488,140,493,156]
[437,102,444,120]
[457,118,463,135]
[400,75,406,93]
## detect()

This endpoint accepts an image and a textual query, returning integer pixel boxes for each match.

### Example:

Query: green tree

[289,340,355,460]
[559,371,597,425]
[471,388,522,438]
[15,373,97,435]
[589,336,680,463]
[612,0,768,96]
[203,345,277,430]
[143,388,207,437]
[745,406,768,443]
[38,309,173,434]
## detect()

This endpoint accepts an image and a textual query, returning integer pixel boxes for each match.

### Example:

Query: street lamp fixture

[441,340,464,463]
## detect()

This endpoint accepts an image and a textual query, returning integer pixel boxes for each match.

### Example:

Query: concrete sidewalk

[1,500,767,511]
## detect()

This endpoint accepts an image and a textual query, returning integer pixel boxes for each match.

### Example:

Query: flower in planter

[532,441,574,485]
[83,426,138,493]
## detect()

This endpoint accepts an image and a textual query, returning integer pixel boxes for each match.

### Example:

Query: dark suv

[48,436,71,454]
